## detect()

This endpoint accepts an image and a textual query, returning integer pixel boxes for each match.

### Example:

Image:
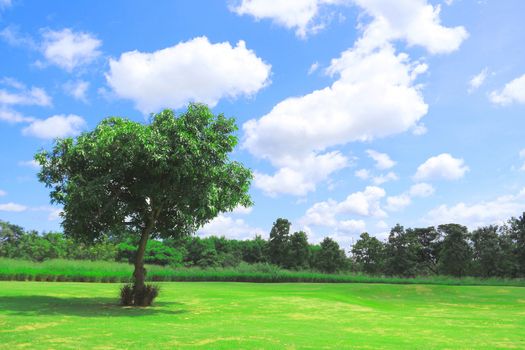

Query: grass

[1,258,525,287]
[0,281,524,349]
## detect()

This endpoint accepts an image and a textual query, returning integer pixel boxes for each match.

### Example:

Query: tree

[509,213,525,276]
[36,104,253,305]
[288,231,310,270]
[268,218,291,267]
[410,226,441,275]
[437,224,471,277]
[351,232,385,275]
[384,224,421,277]
[470,225,506,277]
[315,237,346,273]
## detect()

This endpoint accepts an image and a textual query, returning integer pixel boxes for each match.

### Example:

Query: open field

[2,258,525,287]
[0,281,524,349]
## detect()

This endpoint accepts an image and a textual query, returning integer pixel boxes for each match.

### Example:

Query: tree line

[1,213,524,278]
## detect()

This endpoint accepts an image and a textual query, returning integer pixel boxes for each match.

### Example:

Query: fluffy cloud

[414,153,469,181]
[409,182,435,197]
[106,37,271,114]
[372,171,398,185]
[0,202,27,212]
[468,68,489,93]
[41,28,101,71]
[63,80,89,102]
[299,186,386,237]
[242,0,466,196]
[0,189,6,196]
[22,114,86,139]
[254,151,348,196]
[0,108,34,123]
[424,189,525,229]
[230,0,346,38]
[366,149,396,169]
[0,86,51,107]
[354,0,468,54]
[197,214,265,239]
[385,193,411,211]
[490,74,525,105]
[355,168,370,180]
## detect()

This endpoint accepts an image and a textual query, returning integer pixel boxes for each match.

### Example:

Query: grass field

[0,281,524,349]
[2,258,525,287]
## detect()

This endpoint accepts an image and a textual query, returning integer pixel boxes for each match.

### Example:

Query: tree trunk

[132,220,154,300]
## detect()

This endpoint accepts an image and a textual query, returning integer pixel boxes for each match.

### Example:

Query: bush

[120,283,160,306]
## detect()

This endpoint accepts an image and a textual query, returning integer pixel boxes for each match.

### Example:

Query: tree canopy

[35,104,253,305]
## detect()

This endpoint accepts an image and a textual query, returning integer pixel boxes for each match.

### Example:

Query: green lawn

[0,282,524,349]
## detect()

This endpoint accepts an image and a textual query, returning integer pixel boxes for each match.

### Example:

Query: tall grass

[1,258,524,286]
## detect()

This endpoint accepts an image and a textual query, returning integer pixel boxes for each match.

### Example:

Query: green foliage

[268,218,291,267]
[288,231,310,270]
[351,232,385,274]
[35,104,253,243]
[384,224,422,277]
[438,224,472,277]
[315,237,347,273]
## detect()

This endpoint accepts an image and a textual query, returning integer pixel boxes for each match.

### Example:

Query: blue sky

[1,0,525,248]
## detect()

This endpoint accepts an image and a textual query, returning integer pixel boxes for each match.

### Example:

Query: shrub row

[1,258,524,287]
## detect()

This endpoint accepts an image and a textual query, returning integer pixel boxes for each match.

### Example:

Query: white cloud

[242,0,466,196]
[366,149,396,169]
[198,213,265,239]
[106,36,271,114]
[299,186,386,238]
[468,68,488,93]
[490,73,525,105]
[0,26,36,48]
[254,151,348,196]
[409,182,435,197]
[244,45,428,193]
[22,114,86,139]
[63,80,89,102]
[337,186,387,217]
[376,220,389,229]
[230,0,347,38]
[308,61,320,75]
[424,189,525,229]
[230,205,253,215]
[386,193,411,211]
[414,153,469,181]
[372,171,398,185]
[18,160,40,169]
[0,108,34,123]
[0,202,27,212]
[0,189,6,196]
[0,86,51,107]
[354,0,468,54]
[355,168,370,180]
[412,123,427,135]
[41,28,101,71]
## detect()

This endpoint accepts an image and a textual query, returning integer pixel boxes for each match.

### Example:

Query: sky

[1,0,525,249]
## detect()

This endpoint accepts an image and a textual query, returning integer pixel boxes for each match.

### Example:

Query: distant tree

[437,224,472,277]
[241,235,268,264]
[315,237,346,273]
[351,232,385,275]
[185,237,219,268]
[268,218,291,267]
[410,226,441,275]
[384,224,421,277]
[36,104,253,305]
[288,231,310,270]
[471,225,506,277]
[509,213,525,277]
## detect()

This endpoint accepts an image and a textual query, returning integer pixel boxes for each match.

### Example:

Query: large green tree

[268,218,291,267]
[35,104,253,305]
[437,224,472,277]
[351,232,385,275]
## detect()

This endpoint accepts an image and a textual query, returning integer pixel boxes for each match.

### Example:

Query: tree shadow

[0,295,187,317]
